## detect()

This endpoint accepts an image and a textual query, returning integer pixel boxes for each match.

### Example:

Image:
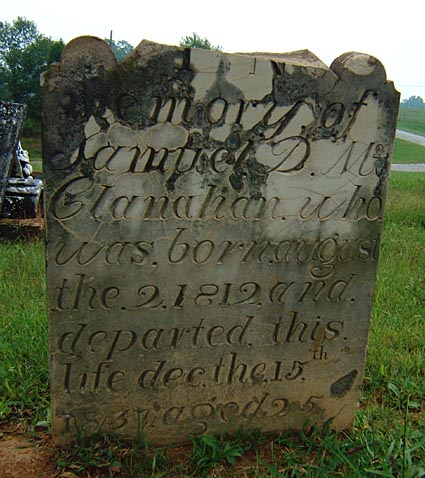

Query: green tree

[105,38,134,62]
[0,17,64,130]
[179,33,222,51]
[0,17,39,57]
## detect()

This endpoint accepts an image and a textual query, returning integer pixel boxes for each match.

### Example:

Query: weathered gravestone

[0,101,43,220]
[0,102,27,211]
[42,37,399,446]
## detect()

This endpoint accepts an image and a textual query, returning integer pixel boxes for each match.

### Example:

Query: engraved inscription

[51,180,385,223]
[43,38,399,445]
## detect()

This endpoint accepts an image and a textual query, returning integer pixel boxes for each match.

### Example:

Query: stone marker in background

[0,102,27,211]
[0,101,43,220]
[42,37,399,446]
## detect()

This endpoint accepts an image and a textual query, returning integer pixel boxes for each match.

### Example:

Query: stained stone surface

[42,37,399,446]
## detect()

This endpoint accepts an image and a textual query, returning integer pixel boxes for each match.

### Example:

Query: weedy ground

[0,171,424,477]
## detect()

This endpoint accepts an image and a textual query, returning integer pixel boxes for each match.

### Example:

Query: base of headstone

[0,177,43,219]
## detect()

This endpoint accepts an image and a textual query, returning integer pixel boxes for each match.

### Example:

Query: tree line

[401,96,424,109]
[0,17,64,134]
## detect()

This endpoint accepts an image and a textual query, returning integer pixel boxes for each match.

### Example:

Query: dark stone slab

[0,102,27,211]
[1,177,43,219]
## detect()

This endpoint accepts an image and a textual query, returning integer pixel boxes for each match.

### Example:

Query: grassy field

[393,138,425,164]
[398,106,425,136]
[0,171,424,477]
[0,239,49,422]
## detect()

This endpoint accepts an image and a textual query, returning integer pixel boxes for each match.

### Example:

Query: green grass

[393,138,425,164]
[371,172,425,356]
[364,172,425,426]
[0,240,49,424]
[397,106,425,136]
[0,174,424,477]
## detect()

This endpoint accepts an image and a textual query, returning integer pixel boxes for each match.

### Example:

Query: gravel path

[391,163,425,172]
[393,129,425,171]
[396,129,425,146]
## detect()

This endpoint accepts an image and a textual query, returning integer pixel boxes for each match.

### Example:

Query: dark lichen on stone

[330,370,358,398]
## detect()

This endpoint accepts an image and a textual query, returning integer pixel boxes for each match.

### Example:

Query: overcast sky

[3,0,424,101]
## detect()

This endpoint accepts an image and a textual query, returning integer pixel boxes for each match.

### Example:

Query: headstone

[0,101,43,220]
[42,37,399,446]
[0,102,27,211]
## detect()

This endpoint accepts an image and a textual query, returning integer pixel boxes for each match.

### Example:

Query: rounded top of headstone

[330,52,387,84]
[61,36,117,71]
